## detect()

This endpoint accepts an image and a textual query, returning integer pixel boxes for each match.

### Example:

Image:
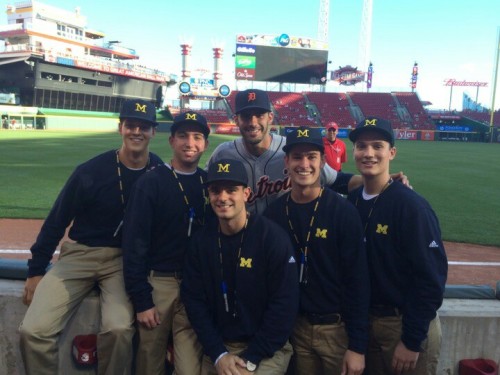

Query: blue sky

[2,0,500,110]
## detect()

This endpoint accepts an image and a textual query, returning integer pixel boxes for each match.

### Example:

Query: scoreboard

[235,34,328,85]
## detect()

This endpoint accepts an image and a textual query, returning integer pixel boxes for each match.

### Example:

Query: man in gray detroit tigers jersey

[207,89,356,214]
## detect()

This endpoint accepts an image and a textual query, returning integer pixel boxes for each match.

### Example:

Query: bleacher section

[166,107,230,124]
[267,92,317,126]
[349,92,403,129]
[187,90,498,132]
[225,90,238,115]
[393,92,434,129]
[461,110,500,126]
[195,109,230,124]
[305,92,356,128]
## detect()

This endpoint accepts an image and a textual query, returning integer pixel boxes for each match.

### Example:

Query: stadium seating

[267,91,317,126]
[195,109,230,124]
[393,92,434,129]
[217,90,499,131]
[305,92,356,128]
[348,92,403,129]
[166,107,230,124]
[223,90,317,126]
[225,90,238,114]
[461,109,500,125]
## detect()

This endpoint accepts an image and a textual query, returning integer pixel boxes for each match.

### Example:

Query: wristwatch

[245,360,257,372]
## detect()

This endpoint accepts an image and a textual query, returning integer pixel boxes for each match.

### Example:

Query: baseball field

[0,130,499,246]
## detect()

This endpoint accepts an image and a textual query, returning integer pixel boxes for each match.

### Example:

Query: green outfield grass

[1,130,499,246]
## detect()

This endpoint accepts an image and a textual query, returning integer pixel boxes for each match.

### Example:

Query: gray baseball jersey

[206,134,339,214]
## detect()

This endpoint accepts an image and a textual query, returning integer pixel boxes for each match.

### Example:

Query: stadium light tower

[317,0,329,43]
[358,0,373,79]
[318,0,329,92]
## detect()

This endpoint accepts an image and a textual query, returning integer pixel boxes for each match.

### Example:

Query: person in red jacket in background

[323,122,347,172]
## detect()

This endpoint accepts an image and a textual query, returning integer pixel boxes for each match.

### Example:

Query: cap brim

[120,115,158,126]
[349,127,394,145]
[235,105,270,114]
[283,142,324,153]
[205,178,247,187]
[171,120,210,136]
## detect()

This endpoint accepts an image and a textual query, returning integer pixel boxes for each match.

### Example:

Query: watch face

[246,361,257,372]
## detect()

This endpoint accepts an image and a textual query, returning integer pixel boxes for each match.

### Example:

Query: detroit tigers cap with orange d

[234,89,271,114]
[206,158,248,186]
[171,111,210,138]
[119,98,158,126]
[348,116,394,146]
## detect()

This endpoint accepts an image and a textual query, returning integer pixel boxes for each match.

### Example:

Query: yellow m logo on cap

[240,257,252,268]
[217,163,230,173]
[135,103,147,113]
[364,118,377,127]
[186,113,197,121]
[297,129,309,138]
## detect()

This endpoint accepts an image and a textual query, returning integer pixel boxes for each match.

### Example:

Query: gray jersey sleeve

[321,162,338,186]
[205,140,239,170]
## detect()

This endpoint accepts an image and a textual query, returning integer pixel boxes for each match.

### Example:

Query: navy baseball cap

[283,126,324,153]
[349,117,394,146]
[234,89,271,114]
[206,158,248,186]
[171,111,210,138]
[119,99,158,126]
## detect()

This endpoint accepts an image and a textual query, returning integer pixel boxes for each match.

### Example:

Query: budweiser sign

[443,79,488,87]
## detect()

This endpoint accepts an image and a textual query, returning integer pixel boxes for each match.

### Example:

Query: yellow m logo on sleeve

[376,224,388,235]
[240,258,252,268]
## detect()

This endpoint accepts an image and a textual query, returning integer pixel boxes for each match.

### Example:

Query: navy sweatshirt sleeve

[338,200,370,354]
[28,166,84,276]
[181,227,228,363]
[329,171,354,195]
[398,198,447,351]
[122,169,158,313]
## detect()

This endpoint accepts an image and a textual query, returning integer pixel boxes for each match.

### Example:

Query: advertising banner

[420,131,435,141]
[437,125,472,132]
[0,93,17,105]
[396,130,418,141]
[215,125,241,135]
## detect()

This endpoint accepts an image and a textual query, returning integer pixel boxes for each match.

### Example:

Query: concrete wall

[44,117,118,131]
[0,280,100,375]
[438,299,500,374]
[0,280,499,375]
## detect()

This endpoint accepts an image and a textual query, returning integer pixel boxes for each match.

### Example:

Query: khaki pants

[367,315,442,375]
[135,274,202,375]
[19,242,135,375]
[290,315,349,375]
[201,341,293,375]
